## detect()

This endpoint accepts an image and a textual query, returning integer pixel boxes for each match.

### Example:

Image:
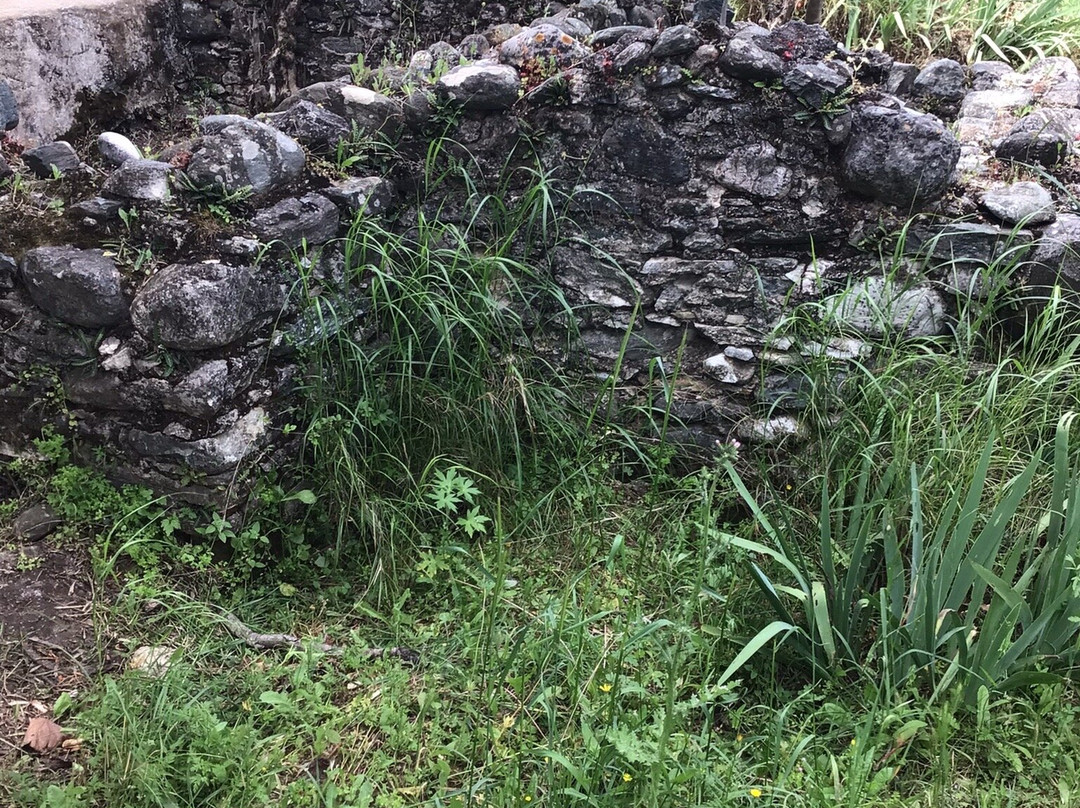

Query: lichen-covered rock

[102,159,172,202]
[20,246,127,328]
[98,132,142,166]
[971,60,1013,90]
[22,141,80,178]
[323,176,394,215]
[499,24,591,68]
[130,262,284,350]
[251,193,340,248]
[914,58,966,103]
[531,11,592,40]
[185,118,305,197]
[437,64,522,110]
[905,221,1033,265]
[840,103,960,206]
[258,100,351,153]
[981,181,1055,225]
[828,277,946,338]
[573,0,627,30]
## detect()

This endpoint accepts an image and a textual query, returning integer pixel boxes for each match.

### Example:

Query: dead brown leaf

[22,716,63,753]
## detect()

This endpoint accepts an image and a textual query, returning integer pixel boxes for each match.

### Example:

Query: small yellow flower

[850,738,857,747]
[750,788,763,798]
[600,683,613,693]
[622,773,633,783]
[736,733,744,743]
[785,483,793,491]
[523,797,532,803]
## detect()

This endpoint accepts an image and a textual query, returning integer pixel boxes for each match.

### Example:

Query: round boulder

[130,263,284,351]
[840,103,960,207]
[437,64,522,110]
[184,119,305,197]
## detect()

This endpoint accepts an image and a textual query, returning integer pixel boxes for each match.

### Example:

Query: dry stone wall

[3,2,1080,505]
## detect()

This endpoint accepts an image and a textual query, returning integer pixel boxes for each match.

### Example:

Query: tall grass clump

[722,220,1080,703]
[292,138,602,576]
[738,0,1080,62]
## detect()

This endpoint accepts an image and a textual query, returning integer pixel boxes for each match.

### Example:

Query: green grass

[8,140,1080,808]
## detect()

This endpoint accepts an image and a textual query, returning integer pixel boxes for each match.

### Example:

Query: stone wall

[3,4,1080,505]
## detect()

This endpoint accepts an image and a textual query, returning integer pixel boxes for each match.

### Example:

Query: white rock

[98,131,142,166]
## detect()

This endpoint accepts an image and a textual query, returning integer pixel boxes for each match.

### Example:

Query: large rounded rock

[258,100,351,153]
[913,58,967,103]
[828,277,946,338]
[20,247,127,328]
[841,103,960,206]
[184,119,305,197]
[437,64,522,110]
[130,263,284,350]
[498,24,591,69]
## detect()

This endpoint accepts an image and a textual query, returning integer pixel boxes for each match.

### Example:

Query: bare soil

[0,530,100,779]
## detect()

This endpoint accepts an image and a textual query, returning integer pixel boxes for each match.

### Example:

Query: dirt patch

[0,535,98,777]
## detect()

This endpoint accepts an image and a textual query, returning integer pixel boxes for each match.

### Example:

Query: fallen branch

[222,612,419,663]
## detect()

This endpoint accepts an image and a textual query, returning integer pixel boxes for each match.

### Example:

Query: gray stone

[13,504,61,542]
[252,193,340,249]
[500,25,591,68]
[199,114,251,135]
[22,141,80,178]
[338,86,404,134]
[459,33,492,60]
[914,58,967,103]
[531,13,592,40]
[169,360,231,419]
[0,252,17,290]
[828,277,947,337]
[652,25,702,58]
[841,103,960,206]
[970,60,1013,90]
[185,119,305,197]
[629,5,661,27]
[0,153,11,181]
[601,117,691,184]
[323,176,394,215]
[615,41,653,74]
[97,132,142,166]
[258,100,351,153]
[719,26,783,82]
[437,64,522,111]
[783,61,850,109]
[591,25,655,46]
[126,408,269,475]
[1027,214,1080,292]
[959,88,1033,120]
[996,112,1072,167]
[693,0,735,25]
[69,197,123,225]
[573,0,627,30]
[20,246,127,328]
[102,159,171,202]
[981,181,1056,226]
[0,80,17,131]
[714,143,792,198]
[886,62,919,96]
[130,263,284,351]
[906,222,1034,265]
